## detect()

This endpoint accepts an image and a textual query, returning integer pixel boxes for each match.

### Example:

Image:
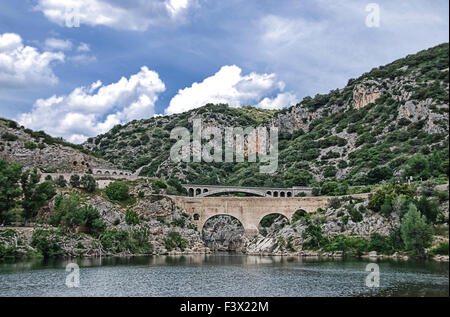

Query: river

[0,254,448,297]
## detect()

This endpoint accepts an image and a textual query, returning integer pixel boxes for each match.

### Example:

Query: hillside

[83,43,449,188]
[0,118,113,172]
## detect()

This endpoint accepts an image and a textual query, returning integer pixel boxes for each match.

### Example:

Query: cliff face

[0,120,113,171]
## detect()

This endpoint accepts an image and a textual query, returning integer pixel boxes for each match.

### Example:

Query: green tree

[81,174,96,192]
[70,174,80,188]
[54,175,67,188]
[0,160,22,223]
[125,209,140,225]
[400,203,433,257]
[105,181,130,201]
[21,168,56,220]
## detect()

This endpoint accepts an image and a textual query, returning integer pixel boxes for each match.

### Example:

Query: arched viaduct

[182,184,313,198]
[170,195,365,237]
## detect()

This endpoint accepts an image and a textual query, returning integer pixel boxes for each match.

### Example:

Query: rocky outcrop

[352,83,381,110]
[0,122,113,171]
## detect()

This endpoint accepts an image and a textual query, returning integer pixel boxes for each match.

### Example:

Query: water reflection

[0,254,448,297]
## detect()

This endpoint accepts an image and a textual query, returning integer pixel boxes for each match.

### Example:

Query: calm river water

[0,254,448,297]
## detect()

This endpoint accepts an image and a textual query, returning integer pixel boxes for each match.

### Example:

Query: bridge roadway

[171,194,369,237]
[182,184,313,198]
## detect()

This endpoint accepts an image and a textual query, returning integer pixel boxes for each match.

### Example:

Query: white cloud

[18,66,166,143]
[0,33,64,89]
[257,92,298,110]
[35,0,194,31]
[77,42,90,52]
[68,54,97,64]
[45,38,73,51]
[166,65,296,114]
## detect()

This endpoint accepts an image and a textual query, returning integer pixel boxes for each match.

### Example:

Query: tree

[400,203,433,257]
[321,181,338,195]
[70,174,80,188]
[81,175,96,193]
[54,175,67,188]
[0,160,22,223]
[21,168,56,220]
[105,181,130,201]
[416,196,439,223]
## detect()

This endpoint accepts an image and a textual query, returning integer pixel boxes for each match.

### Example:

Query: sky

[0,0,448,143]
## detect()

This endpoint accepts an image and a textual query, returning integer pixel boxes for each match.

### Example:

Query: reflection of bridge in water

[182,184,313,198]
[171,194,369,237]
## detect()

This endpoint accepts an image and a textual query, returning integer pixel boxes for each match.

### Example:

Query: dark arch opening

[193,213,200,221]
[280,192,286,197]
[292,209,308,223]
[203,188,209,193]
[202,215,245,252]
[189,188,194,196]
[266,191,272,196]
[258,213,289,237]
[273,191,279,197]
[195,188,201,195]
[206,191,263,197]
[287,192,292,197]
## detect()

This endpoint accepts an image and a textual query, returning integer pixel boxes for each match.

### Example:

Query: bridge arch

[258,213,290,236]
[202,214,245,251]
[197,188,266,197]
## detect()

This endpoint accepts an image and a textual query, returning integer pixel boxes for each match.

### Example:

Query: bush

[70,174,80,188]
[31,229,63,258]
[164,231,187,251]
[24,141,37,150]
[80,175,96,193]
[125,209,140,225]
[429,242,449,256]
[1,132,18,141]
[54,175,67,188]
[105,181,130,201]
[322,235,368,256]
[347,206,363,222]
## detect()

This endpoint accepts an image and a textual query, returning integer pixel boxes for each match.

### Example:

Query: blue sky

[0,0,448,143]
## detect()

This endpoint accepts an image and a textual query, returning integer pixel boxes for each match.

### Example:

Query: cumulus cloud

[257,92,298,110]
[35,0,193,31]
[165,65,296,114]
[0,33,64,88]
[18,66,166,143]
[45,38,73,51]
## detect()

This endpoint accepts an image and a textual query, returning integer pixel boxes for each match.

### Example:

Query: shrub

[125,209,140,225]
[80,175,96,193]
[429,242,449,256]
[70,174,80,188]
[54,175,67,188]
[31,229,63,258]
[105,181,130,201]
[1,132,18,141]
[24,141,37,150]
[164,231,187,251]
[348,206,363,222]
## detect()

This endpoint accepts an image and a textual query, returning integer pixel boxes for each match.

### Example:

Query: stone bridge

[170,194,368,237]
[182,184,313,197]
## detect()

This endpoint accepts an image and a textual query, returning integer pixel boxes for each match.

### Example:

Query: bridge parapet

[182,184,313,198]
